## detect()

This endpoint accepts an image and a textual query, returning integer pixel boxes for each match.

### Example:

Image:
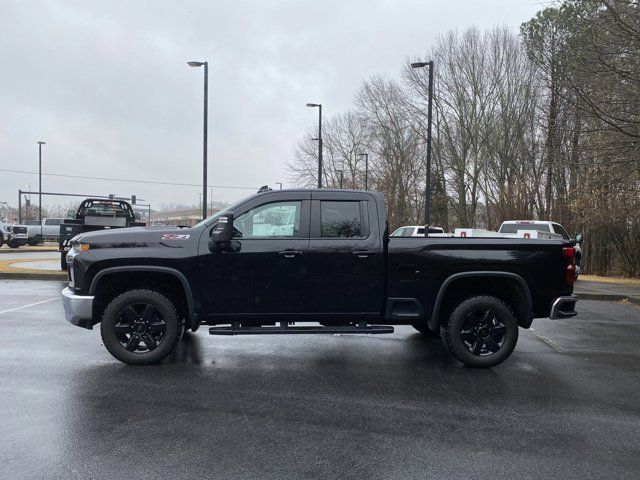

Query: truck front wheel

[100,289,181,365]
[440,295,518,368]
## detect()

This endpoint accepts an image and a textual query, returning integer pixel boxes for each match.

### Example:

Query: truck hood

[73,226,197,248]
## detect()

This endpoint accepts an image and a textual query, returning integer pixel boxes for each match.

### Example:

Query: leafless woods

[289,1,639,277]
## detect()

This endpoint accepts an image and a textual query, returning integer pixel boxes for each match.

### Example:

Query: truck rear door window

[320,201,362,238]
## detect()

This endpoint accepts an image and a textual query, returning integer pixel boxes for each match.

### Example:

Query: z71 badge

[162,233,191,240]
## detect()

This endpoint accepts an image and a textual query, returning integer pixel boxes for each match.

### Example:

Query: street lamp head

[358,152,367,157]
[187,61,205,67]
[37,141,46,145]
[410,62,430,69]
[306,103,321,108]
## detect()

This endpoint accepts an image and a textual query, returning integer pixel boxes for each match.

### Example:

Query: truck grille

[12,226,27,234]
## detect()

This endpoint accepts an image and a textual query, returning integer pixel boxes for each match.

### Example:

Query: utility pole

[37,141,46,236]
[306,103,323,188]
[358,153,369,190]
[188,60,209,220]
[410,61,434,232]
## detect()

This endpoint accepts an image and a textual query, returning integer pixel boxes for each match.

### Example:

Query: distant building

[0,202,18,223]
[151,207,220,227]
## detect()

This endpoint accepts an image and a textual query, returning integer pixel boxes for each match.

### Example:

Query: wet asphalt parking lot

[1,279,639,480]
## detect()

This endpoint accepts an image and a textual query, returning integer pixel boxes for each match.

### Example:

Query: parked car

[25,218,66,245]
[498,220,583,275]
[390,225,446,237]
[0,220,28,248]
[61,189,578,368]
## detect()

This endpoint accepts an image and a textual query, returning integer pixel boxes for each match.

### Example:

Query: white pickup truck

[25,218,65,245]
[498,221,582,275]
[0,221,29,248]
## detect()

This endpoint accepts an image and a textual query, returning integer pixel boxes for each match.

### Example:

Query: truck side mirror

[209,213,234,252]
[575,233,583,244]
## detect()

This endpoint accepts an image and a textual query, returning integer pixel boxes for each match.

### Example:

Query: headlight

[72,243,91,252]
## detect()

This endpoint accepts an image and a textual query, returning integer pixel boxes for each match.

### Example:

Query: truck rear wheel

[28,235,42,246]
[100,289,181,365]
[440,295,518,368]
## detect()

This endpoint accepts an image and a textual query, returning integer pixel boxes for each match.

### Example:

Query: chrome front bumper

[61,287,94,329]
[549,295,577,320]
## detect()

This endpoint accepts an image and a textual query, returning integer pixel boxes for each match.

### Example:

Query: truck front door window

[320,201,362,237]
[234,201,301,238]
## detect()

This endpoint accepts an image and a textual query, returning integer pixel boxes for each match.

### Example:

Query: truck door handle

[278,250,302,258]
[353,250,376,258]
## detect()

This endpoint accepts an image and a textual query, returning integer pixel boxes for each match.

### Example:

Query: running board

[209,324,394,335]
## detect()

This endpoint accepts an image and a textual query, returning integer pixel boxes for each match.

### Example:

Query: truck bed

[387,236,575,323]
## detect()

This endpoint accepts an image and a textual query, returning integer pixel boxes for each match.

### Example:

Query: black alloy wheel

[101,289,181,365]
[459,309,506,356]
[440,295,518,368]
[114,303,168,353]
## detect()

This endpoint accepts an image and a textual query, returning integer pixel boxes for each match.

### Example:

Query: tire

[8,240,21,248]
[28,235,42,246]
[440,295,518,368]
[412,322,440,338]
[0,235,4,248]
[100,289,181,365]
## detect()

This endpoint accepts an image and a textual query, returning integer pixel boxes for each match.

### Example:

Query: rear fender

[429,271,533,330]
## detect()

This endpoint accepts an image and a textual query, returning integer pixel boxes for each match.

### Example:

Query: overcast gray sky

[0,0,541,211]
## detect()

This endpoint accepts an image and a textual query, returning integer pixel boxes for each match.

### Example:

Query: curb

[576,292,640,306]
[0,248,59,254]
[0,272,67,281]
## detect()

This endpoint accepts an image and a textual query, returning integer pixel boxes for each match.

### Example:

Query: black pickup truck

[61,189,578,368]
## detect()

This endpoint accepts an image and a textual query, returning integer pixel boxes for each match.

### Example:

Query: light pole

[358,153,369,190]
[410,60,434,233]
[188,60,208,221]
[306,103,323,188]
[37,141,45,236]
[275,182,283,190]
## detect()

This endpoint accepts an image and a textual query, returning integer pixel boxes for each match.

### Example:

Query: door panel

[198,195,311,318]
[306,193,384,317]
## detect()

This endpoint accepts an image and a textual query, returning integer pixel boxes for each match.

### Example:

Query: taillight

[563,247,576,286]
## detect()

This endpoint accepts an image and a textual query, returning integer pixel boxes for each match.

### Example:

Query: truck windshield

[500,223,551,234]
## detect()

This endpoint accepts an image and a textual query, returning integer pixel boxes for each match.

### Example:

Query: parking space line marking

[0,298,58,315]
[530,328,564,352]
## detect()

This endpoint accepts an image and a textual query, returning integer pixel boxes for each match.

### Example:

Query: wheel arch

[429,271,533,330]
[89,266,198,331]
